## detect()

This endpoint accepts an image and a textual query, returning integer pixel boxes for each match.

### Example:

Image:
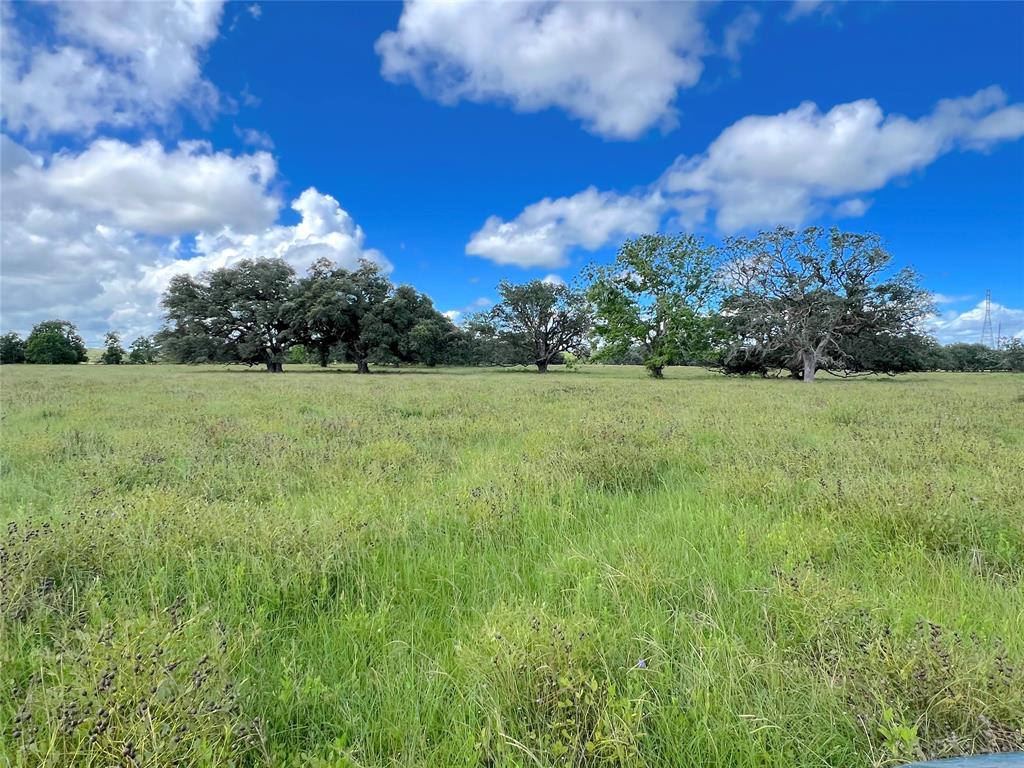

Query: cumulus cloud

[37,139,280,235]
[376,1,708,139]
[541,274,566,287]
[151,188,390,284]
[466,187,663,268]
[662,86,1024,232]
[1,136,386,344]
[1,0,224,137]
[468,86,1024,268]
[926,301,1024,344]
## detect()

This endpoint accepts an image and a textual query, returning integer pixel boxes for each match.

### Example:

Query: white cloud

[376,1,708,139]
[466,87,1024,264]
[240,84,261,108]
[541,274,566,287]
[466,187,663,268]
[722,8,761,62]
[785,0,827,21]
[661,85,1024,232]
[834,198,871,218]
[1,136,386,344]
[931,293,975,305]
[442,297,493,324]
[38,139,280,235]
[1,0,224,137]
[926,301,1024,344]
[234,125,275,150]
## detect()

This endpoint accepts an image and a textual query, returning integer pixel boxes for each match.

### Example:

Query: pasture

[1,365,1022,767]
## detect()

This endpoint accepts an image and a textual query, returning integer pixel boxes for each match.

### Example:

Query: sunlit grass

[2,364,1022,766]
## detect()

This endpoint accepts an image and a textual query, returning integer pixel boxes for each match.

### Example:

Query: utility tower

[980,290,996,349]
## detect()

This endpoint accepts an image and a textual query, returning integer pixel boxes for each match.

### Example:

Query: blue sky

[2,0,1022,345]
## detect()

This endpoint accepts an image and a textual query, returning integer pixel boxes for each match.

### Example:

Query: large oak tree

[719,227,932,383]
[284,258,391,373]
[160,258,295,372]
[489,279,591,373]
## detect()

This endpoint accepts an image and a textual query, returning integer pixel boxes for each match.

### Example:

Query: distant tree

[100,331,126,365]
[487,279,591,373]
[155,329,233,365]
[160,259,295,372]
[286,344,313,364]
[1001,338,1024,372]
[405,316,461,366]
[24,320,88,364]
[938,343,1002,372]
[431,314,516,367]
[838,331,939,375]
[587,234,719,378]
[719,227,932,383]
[363,284,459,366]
[284,259,391,373]
[0,332,26,364]
[596,344,646,366]
[128,336,157,364]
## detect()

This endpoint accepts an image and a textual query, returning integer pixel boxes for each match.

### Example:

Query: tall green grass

[1,365,1022,767]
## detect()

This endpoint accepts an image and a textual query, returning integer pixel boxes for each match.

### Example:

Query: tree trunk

[355,358,370,374]
[536,359,549,373]
[649,365,664,379]
[801,350,816,383]
[318,348,329,367]
[266,361,284,373]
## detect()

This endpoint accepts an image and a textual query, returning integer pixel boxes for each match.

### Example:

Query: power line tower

[980,290,996,349]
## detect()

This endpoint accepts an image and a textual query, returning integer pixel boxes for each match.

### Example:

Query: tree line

[2,227,1022,380]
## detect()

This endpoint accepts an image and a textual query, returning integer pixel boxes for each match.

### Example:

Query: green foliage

[363,284,458,366]
[127,336,157,364]
[286,344,313,364]
[938,343,1002,372]
[489,279,592,372]
[284,258,391,372]
[772,570,1024,762]
[99,331,126,365]
[0,331,26,364]
[1002,337,1024,372]
[159,258,295,371]
[137,229,971,379]
[475,613,645,766]
[23,319,88,364]
[719,227,933,382]
[454,312,530,367]
[587,234,719,378]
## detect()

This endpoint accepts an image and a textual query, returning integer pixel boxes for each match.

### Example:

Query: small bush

[3,607,266,767]
[473,613,646,766]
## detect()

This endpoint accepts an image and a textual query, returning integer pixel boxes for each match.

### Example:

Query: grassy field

[1,364,1022,767]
